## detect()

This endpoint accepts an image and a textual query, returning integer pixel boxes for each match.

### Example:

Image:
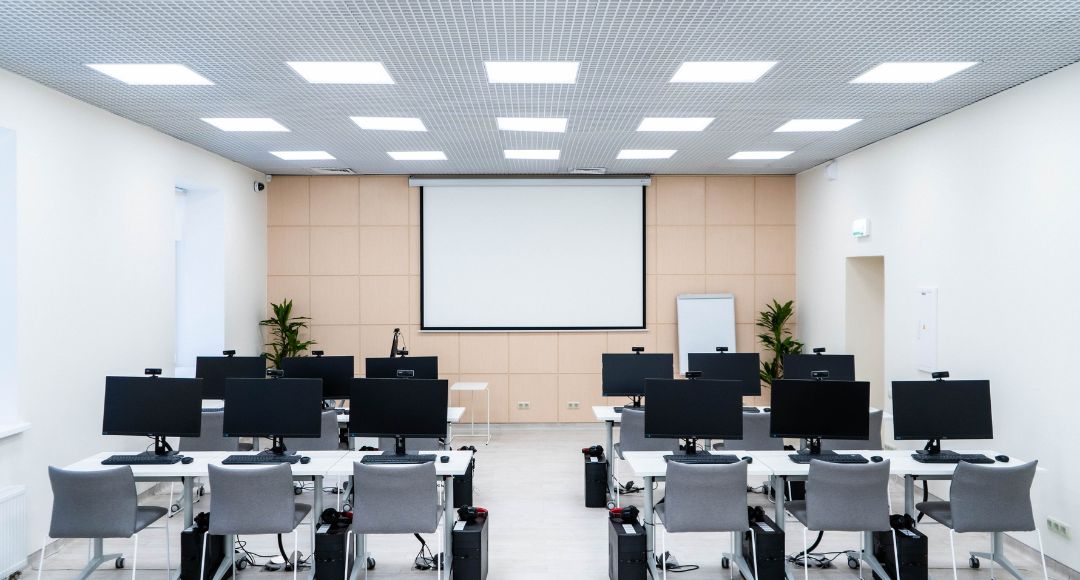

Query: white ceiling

[0,0,1078,175]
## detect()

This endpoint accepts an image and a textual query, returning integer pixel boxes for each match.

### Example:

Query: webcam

[396,369,416,378]
[145,368,162,376]
[266,369,285,378]
[811,370,830,380]
[222,349,236,357]
[932,371,950,380]
[812,347,826,354]
[631,346,645,353]
[312,350,325,357]
[685,371,703,379]
[716,346,729,353]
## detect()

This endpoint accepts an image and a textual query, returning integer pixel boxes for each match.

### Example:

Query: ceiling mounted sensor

[571,167,608,175]
[311,168,357,175]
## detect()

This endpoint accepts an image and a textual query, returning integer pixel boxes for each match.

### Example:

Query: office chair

[614,407,679,505]
[916,461,1046,580]
[821,409,883,451]
[298,410,344,451]
[200,463,311,580]
[715,411,784,452]
[787,460,900,580]
[345,461,442,579]
[39,466,170,580]
[178,410,244,452]
[654,461,758,580]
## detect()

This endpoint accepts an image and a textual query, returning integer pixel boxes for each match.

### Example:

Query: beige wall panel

[358,175,410,225]
[509,374,558,423]
[508,333,558,373]
[459,333,510,374]
[358,226,410,275]
[309,325,361,374]
[409,226,421,276]
[705,274,755,324]
[754,275,796,317]
[705,176,755,225]
[410,329,461,374]
[655,176,705,226]
[705,226,756,275]
[409,276,421,325]
[655,275,706,323]
[754,176,796,225]
[735,323,757,354]
[309,176,359,226]
[267,176,310,226]
[310,227,359,275]
[409,186,421,226]
[267,276,311,318]
[755,226,796,274]
[655,324,677,355]
[358,324,400,374]
[358,275,410,324]
[310,276,360,325]
[607,329,656,354]
[558,374,605,422]
[655,226,706,275]
[268,226,310,276]
[557,332,608,373]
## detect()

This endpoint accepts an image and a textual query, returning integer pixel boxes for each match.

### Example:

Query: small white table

[450,382,491,444]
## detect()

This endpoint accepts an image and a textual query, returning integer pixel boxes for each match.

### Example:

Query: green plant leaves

[756,299,804,386]
[259,298,316,369]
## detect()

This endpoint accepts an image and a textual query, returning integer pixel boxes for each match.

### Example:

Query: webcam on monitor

[684,371,703,379]
[632,346,645,353]
[223,349,236,357]
[145,368,162,376]
[311,350,325,357]
[812,347,827,354]
[716,346,729,353]
[931,371,950,380]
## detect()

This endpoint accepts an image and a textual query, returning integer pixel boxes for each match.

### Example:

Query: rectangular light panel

[497,117,568,132]
[351,116,427,131]
[485,62,579,83]
[388,151,448,161]
[270,150,336,160]
[637,117,714,131]
[617,149,677,159]
[504,149,561,160]
[729,151,793,160]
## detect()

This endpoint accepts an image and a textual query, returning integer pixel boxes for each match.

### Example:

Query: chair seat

[916,501,953,528]
[787,500,809,526]
[134,506,169,533]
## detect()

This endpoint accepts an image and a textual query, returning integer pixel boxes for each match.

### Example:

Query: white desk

[327,450,472,580]
[65,450,348,580]
[450,382,491,443]
[623,451,772,580]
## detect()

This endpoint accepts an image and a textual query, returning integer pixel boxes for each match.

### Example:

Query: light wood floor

[27,425,1073,579]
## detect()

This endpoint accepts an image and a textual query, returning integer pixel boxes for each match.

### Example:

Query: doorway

[845,256,885,409]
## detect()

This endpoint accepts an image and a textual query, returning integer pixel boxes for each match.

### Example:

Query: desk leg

[311,475,323,580]
[182,477,194,529]
[484,387,491,444]
[443,475,454,580]
[771,476,797,580]
[643,476,658,578]
[904,476,915,518]
[970,532,1025,580]
[604,420,616,504]
[73,538,124,580]
[860,531,893,580]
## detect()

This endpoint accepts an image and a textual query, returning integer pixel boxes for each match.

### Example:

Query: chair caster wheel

[366,557,376,570]
[969,556,980,569]
[606,500,616,509]
[721,556,730,569]
[115,557,125,569]
[848,556,859,569]
[293,486,303,495]
[237,558,249,570]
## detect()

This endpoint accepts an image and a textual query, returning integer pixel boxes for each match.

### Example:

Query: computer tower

[872,524,928,580]
[180,523,228,580]
[454,455,476,507]
[452,512,488,580]
[742,514,786,580]
[314,521,353,580]
[584,453,609,508]
[608,517,647,580]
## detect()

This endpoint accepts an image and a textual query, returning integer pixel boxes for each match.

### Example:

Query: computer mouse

[299,456,311,464]
[762,408,771,413]
[871,456,883,463]
[180,456,194,465]
[741,456,753,464]
[995,454,1010,463]
[440,455,450,463]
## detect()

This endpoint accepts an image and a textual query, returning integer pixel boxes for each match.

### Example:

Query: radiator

[0,486,27,577]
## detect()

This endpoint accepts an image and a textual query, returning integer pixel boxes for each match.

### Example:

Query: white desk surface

[450,382,488,391]
[593,405,773,423]
[750,449,1031,477]
[337,406,465,424]
[65,450,350,478]
[623,450,773,479]
[327,450,472,477]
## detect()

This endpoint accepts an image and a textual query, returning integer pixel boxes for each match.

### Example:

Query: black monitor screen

[102,377,203,437]
[687,352,761,396]
[222,378,322,438]
[770,379,870,440]
[195,356,266,399]
[783,354,856,381]
[348,378,448,438]
[892,380,993,441]
[281,356,354,398]
[601,353,674,397]
[644,379,743,440]
[365,356,438,380]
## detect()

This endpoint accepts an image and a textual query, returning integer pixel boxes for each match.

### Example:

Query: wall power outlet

[516,401,530,410]
[1047,516,1071,539]
[567,401,581,410]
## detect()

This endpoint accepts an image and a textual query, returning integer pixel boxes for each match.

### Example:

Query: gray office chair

[821,409,883,451]
[655,461,758,580]
[39,466,170,580]
[298,410,343,451]
[614,408,679,505]
[916,461,1046,580]
[716,411,784,452]
[787,460,899,580]
[201,464,311,580]
[345,461,442,579]
[378,437,442,452]
[179,410,242,452]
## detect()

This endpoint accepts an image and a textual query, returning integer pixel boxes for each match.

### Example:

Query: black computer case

[454,455,476,507]
[314,520,353,580]
[608,517,647,580]
[452,512,489,580]
[180,523,228,580]
[584,454,609,508]
[872,524,928,580]
[742,514,786,580]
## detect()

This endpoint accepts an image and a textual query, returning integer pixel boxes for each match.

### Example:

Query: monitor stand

[794,437,836,458]
[258,436,296,457]
[393,436,408,456]
[616,396,644,413]
[914,438,956,456]
[679,437,700,455]
[142,436,178,457]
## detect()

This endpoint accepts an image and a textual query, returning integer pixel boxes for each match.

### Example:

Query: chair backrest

[950,460,1037,533]
[296,411,341,451]
[738,412,784,451]
[179,410,241,452]
[822,409,883,451]
[48,466,138,538]
[352,461,439,534]
[619,408,679,453]
[805,459,891,532]
[378,437,442,452]
[207,463,299,535]
[662,460,749,533]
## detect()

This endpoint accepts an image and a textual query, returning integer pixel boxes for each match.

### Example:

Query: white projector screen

[421,181,645,330]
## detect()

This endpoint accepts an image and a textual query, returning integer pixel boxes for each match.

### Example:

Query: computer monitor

[223,378,322,456]
[365,356,438,380]
[601,353,674,404]
[348,378,448,455]
[644,378,743,453]
[892,379,993,454]
[783,353,856,381]
[102,376,203,456]
[281,355,354,399]
[195,355,266,399]
[770,379,870,455]
[687,352,761,396]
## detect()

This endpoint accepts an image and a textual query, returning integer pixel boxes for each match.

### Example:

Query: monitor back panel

[892,380,992,441]
[348,378,448,438]
[687,352,761,396]
[769,379,869,440]
[195,356,266,399]
[644,378,743,440]
[601,353,674,397]
[223,378,322,438]
[103,376,203,437]
[281,356,354,398]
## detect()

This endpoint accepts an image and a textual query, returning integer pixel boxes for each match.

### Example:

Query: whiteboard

[676,294,737,373]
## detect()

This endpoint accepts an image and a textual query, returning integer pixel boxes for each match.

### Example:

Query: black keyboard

[101,454,182,465]
[743,407,761,413]
[664,454,741,465]
[788,453,869,464]
[360,454,436,465]
[911,452,994,464]
[222,454,302,465]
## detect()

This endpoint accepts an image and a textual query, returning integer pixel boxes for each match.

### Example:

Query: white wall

[0,129,16,425]
[797,61,1080,568]
[0,67,266,555]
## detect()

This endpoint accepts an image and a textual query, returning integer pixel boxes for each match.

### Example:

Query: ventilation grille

[310,168,357,175]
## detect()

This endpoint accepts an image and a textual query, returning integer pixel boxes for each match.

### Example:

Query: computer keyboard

[101,454,182,465]
[222,454,302,465]
[360,454,436,465]
[788,453,869,464]
[743,407,760,413]
[911,452,994,464]
[664,454,742,465]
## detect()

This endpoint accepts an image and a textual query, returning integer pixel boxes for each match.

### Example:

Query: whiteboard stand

[676,294,738,374]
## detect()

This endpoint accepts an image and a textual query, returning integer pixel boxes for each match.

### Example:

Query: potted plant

[260,299,316,369]
[757,299,804,386]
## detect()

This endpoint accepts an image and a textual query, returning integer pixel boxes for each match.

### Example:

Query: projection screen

[420,179,646,331]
